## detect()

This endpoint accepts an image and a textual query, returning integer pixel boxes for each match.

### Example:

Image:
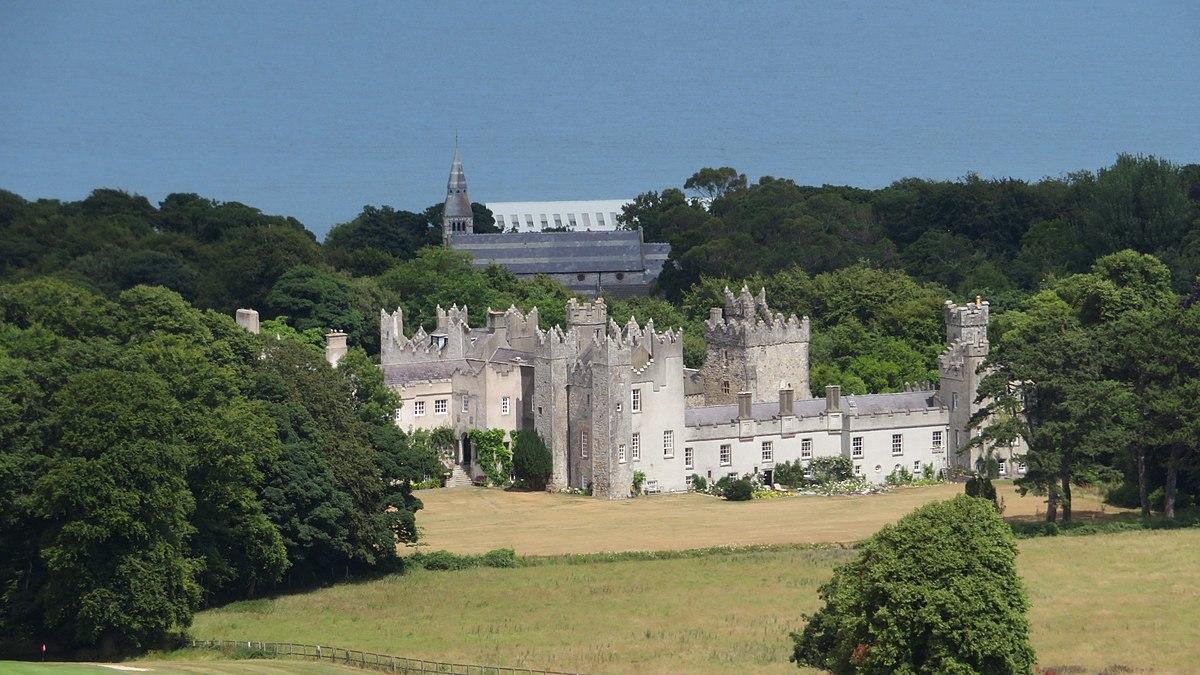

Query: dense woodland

[2,154,1199,654]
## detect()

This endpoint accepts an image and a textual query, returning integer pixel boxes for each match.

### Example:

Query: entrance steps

[446,465,474,488]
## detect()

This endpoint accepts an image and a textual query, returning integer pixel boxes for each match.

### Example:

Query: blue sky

[1,1,1197,237]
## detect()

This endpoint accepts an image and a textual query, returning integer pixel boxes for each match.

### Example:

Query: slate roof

[684,390,942,427]
[382,360,471,387]
[448,230,666,276]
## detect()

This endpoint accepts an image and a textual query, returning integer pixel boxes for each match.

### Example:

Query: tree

[791,495,1035,674]
[37,369,201,654]
[512,429,552,490]
[683,167,747,201]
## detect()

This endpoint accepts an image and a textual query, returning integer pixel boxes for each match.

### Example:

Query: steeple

[442,145,474,244]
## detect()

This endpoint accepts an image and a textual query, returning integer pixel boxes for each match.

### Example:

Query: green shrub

[791,495,1035,674]
[632,470,646,496]
[413,548,520,571]
[479,548,518,568]
[512,429,552,490]
[724,478,753,501]
[712,475,733,497]
[414,550,472,571]
[773,460,807,487]
[689,474,707,492]
[809,456,854,484]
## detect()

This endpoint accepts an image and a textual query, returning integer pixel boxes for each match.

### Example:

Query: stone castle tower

[938,297,990,469]
[442,147,474,245]
[698,285,811,405]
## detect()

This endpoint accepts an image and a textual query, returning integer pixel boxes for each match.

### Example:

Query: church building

[439,149,670,298]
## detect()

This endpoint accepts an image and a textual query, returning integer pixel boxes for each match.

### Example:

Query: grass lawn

[188,528,1200,674]
[411,480,1128,555]
[0,662,354,674]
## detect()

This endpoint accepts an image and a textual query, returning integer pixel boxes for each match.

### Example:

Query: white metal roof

[484,199,633,232]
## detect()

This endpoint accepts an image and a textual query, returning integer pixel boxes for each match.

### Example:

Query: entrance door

[461,433,472,466]
[763,469,773,486]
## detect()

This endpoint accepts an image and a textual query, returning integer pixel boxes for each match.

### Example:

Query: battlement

[946,297,989,325]
[566,297,607,328]
[943,296,990,351]
[435,304,470,332]
[705,285,810,346]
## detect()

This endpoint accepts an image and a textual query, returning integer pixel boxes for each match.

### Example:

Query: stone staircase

[446,465,474,488]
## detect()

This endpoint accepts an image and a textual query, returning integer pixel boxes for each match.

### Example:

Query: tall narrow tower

[442,147,474,245]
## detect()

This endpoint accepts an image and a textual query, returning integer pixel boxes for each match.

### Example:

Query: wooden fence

[188,639,578,675]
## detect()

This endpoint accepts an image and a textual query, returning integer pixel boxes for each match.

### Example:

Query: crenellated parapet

[705,285,810,347]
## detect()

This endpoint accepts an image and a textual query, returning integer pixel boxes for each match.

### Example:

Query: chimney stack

[235,308,260,334]
[779,387,794,416]
[737,391,752,420]
[825,384,841,412]
[325,331,348,368]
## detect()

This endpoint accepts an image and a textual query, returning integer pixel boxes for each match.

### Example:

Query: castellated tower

[938,297,990,470]
[533,325,577,491]
[698,286,811,405]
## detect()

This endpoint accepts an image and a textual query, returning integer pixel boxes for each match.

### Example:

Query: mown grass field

[0,661,355,674]
[186,508,1200,673]
[411,480,1128,555]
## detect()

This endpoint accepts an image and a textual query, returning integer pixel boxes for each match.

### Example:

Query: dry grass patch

[412,481,1127,555]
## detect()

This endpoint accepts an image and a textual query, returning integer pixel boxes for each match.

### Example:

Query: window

[998,460,1008,476]
[955,429,961,449]
[851,436,863,458]
[576,273,586,282]
[631,432,641,461]
[720,444,732,466]
[801,438,812,458]
[596,212,606,226]
[684,446,694,469]
[616,401,622,412]
[952,392,960,411]
[727,471,738,479]
[524,214,534,228]
[1017,461,1027,473]
[1012,435,1020,447]
[914,459,922,473]
[854,464,862,474]
[434,399,447,415]
[500,396,511,415]
[553,214,563,228]
[663,430,674,458]
[631,388,642,413]
[394,407,402,422]
[462,395,470,413]
[932,430,943,452]
[582,213,592,228]
[618,443,627,463]
[721,380,730,395]
[891,434,903,456]
[761,440,774,462]
[581,430,589,458]
[413,400,426,416]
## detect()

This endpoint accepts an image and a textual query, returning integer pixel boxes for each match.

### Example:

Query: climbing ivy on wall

[470,428,512,486]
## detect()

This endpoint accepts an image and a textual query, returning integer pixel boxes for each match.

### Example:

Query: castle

[235,153,1015,499]
[370,287,1015,499]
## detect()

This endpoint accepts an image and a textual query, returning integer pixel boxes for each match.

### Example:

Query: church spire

[442,146,473,244]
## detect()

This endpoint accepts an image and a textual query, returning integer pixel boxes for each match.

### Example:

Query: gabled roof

[448,229,660,275]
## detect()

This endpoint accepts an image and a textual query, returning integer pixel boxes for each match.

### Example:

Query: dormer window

[432,334,448,349]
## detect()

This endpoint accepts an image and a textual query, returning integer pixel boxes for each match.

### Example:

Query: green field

[186,528,1200,674]
[0,662,354,674]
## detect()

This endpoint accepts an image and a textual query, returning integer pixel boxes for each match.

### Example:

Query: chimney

[737,391,752,420]
[709,307,723,323]
[487,309,509,346]
[779,387,794,416]
[235,308,260,334]
[325,331,348,368]
[825,384,841,412]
